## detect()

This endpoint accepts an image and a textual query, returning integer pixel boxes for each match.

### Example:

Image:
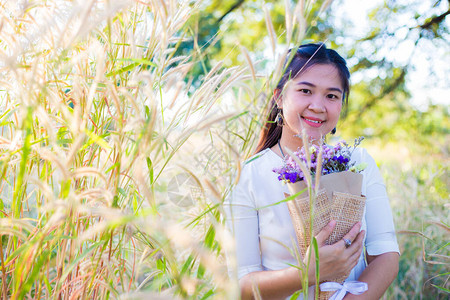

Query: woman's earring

[331,127,336,135]
[276,110,284,126]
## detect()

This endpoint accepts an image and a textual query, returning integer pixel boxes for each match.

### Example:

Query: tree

[180,0,449,149]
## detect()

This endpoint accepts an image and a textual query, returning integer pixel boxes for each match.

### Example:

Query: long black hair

[254,43,350,154]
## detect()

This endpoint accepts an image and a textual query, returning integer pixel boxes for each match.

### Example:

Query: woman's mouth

[302,116,324,128]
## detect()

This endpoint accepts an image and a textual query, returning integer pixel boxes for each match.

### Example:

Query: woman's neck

[279,132,303,152]
[270,132,302,159]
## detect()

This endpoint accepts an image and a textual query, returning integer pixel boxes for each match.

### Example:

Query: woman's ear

[273,88,282,108]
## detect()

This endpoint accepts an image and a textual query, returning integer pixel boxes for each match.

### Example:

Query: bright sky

[333,0,450,110]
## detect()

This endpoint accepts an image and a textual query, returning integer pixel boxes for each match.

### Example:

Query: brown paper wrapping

[285,171,366,300]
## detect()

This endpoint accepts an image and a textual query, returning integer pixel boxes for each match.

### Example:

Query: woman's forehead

[290,64,343,86]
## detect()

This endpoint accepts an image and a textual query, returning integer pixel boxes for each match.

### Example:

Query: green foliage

[379,157,449,299]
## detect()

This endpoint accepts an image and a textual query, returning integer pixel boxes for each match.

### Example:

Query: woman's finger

[339,222,362,249]
[315,220,336,246]
[347,236,364,268]
[346,230,365,257]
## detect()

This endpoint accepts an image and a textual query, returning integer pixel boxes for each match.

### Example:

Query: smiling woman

[254,43,350,154]
[276,64,343,149]
[224,43,400,299]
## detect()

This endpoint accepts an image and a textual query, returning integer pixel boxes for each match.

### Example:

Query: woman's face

[278,63,343,143]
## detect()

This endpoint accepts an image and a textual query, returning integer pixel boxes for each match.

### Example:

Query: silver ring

[343,238,352,248]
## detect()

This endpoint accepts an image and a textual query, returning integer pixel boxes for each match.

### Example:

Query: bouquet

[273,137,367,300]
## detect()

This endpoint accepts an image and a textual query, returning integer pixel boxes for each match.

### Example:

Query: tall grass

[0,0,246,298]
[0,0,312,298]
[377,146,449,299]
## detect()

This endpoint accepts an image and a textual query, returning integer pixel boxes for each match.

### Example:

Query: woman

[225,43,400,299]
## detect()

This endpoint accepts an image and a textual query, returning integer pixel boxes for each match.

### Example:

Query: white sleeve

[362,149,400,256]
[224,168,263,279]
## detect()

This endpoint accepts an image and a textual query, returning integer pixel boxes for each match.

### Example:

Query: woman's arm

[239,266,306,300]
[343,252,399,300]
[239,221,365,300]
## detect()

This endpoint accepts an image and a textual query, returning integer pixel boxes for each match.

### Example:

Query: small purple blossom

[273,137,365,183]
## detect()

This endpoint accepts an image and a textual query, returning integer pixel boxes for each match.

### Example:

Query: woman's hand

[239,221,365,299]
[304,220,365,284]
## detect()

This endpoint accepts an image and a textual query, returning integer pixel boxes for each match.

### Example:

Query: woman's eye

[327,94,339,100]
[298,89,311,94]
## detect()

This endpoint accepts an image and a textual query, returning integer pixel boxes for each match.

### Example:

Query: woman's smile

[301,116,325,127]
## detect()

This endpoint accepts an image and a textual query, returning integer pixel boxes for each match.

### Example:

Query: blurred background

[180,0,449,297]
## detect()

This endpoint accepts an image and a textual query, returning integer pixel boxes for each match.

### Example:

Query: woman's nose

[307,96,326,112]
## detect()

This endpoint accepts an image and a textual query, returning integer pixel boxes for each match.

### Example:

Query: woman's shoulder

[238,148,282,180]
[350,147,369,162]
[350,147,384,181]
[351,147,378,167]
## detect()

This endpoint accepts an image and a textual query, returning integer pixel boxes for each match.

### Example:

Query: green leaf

[13,106,33,218]
[117,187,127,198]
[204,226,216,249]
[431,284,450,293]
[226,111,249,123]
[56,138,73,146]
[258,188,306,209]
[180,255,195,276]
[17,249,52,299]
[116,58,156,67]
[312,237,320,298]
[197,264,205,278]
[245,154,262,164]
[112,195,119,208]
[84,129,111,150]
[106,62,138,77]
[43,275,51,296]
[147,157,154,184]
[199,289,214,300]
[106,58,156,77]
[289,290,301,299]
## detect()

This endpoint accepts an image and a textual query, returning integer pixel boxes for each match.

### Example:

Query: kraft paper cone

[287,171,363,203]
[285,171,366,299]
[286,188,331,258]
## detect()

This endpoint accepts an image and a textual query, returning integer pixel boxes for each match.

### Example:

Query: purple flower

[273,137,365,183]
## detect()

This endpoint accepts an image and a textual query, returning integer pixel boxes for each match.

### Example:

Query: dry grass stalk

[240,45,257,83]
[263,5,277,58]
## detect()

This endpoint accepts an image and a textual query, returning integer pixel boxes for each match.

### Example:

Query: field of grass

[377,148,449,299]
[0,1,448,299]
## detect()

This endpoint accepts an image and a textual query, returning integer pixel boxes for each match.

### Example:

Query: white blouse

[224,147,399,299]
